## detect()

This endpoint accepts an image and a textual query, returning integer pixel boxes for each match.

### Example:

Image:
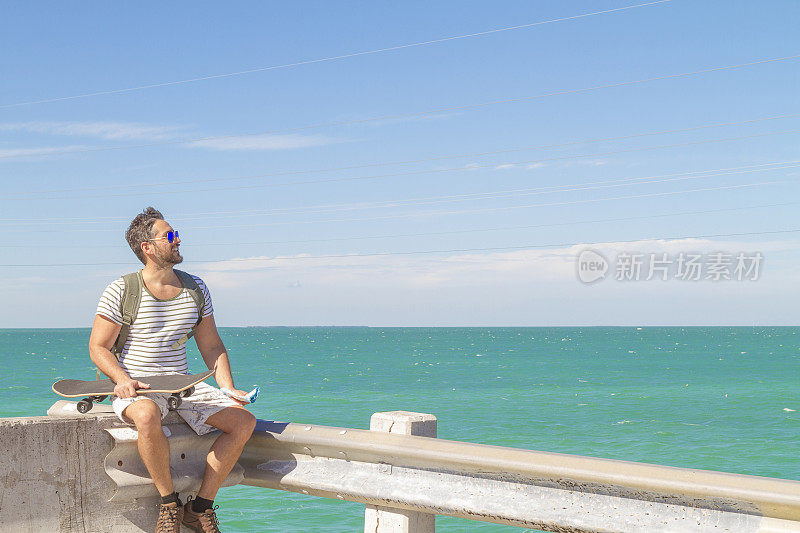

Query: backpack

[96,269,205,379]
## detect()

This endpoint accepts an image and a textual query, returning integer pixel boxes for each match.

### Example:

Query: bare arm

[88,314,150,398]
[194,313,240,392]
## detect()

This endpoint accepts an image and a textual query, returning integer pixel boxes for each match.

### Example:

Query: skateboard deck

[52,369,215,413]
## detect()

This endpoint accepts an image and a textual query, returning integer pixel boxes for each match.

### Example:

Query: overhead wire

[3,111,799,198]
[10,175,798,234]
[6,159,800,225]
[4,127,800,202]
[2,227,797,268]
[194,228,800,262]
[187,179,795,229]
[138,161,800,219]
[2,201,796,248]
[0,1,672,109]
[1,53,798,162]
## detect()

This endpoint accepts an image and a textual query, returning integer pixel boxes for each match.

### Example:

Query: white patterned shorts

[112,381,240,436]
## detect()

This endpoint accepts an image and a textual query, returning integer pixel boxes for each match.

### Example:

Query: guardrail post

[364,411,437,533]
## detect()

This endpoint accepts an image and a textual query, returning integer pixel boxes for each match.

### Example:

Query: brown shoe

[182,499,222,532]
[156,501,183,533]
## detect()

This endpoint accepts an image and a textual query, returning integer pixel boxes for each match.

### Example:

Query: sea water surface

[1,327,797,532]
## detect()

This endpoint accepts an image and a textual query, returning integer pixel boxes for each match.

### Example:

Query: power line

[8,159,800,226]
[2,53,798,162]
[194,228,800,262]
[15,176,798,234]
[3,227,797,268]
[151,162,800,219]
[147,202,800,245]
[2,201,796,249]
[0,1,672,110]
[5,127,800,202]
[192,179,794,229]
[5,111,799,198]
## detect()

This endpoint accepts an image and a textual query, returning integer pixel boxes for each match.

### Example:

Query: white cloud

[0,121,182,141]
[2,276,49,284]
[0,121,341,154]
[0,145,90,158]
[562,158,610,168]
[13,238,798,327]
[188,133,342,152]
[357,112,459,128]
[585,237,797,254]
[188,237,800,290]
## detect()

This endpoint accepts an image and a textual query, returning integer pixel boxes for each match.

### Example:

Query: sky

[0,0,798,327]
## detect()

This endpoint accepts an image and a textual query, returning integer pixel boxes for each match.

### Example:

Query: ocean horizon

[2,326,797,531]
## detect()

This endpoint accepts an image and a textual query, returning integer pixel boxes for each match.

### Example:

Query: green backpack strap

[169,269,205,350]
[98,271,142,380]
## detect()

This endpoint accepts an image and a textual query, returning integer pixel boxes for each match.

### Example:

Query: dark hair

[126,207,164,264]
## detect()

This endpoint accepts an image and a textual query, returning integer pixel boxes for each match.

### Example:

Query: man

[89,207,256,533]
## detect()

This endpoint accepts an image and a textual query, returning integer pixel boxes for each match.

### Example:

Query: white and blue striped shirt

[95,273,213,376]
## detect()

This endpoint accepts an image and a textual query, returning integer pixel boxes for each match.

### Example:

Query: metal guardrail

[237,420,800,532]
[96,407,800,532]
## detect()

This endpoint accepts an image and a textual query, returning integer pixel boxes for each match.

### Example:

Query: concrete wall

[0,402,240,532]
[0,405,158,532]
[3,403,800,532]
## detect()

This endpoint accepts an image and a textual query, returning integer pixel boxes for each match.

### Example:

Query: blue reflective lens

[167,230,179,243]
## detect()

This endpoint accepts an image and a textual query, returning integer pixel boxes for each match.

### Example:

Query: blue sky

[1,1,798,327]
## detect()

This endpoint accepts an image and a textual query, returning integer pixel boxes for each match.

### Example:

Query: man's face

[145,219,183,266]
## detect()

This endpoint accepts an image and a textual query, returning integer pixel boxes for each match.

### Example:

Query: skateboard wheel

[167,395,182,410]
[181,386,195,398]
[77,399,93,414]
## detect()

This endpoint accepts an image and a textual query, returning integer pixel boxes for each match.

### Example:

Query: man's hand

[228,388,251,405]
[114,378,151,399]
[220,387,252,405]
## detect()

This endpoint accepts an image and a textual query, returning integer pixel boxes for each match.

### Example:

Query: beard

[154,245,183,266]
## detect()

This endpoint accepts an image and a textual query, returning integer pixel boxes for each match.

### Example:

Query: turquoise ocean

[1,327,797,532]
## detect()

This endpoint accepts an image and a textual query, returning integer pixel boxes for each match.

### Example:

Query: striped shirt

[96,273,214,376]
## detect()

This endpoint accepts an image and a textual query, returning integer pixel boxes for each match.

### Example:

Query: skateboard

[52,369,215,414]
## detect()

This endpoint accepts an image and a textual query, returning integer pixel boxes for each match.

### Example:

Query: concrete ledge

[1,401,239,532]
[1,404,156,532]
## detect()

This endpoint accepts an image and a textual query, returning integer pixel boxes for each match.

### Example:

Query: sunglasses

[149,230,180,244]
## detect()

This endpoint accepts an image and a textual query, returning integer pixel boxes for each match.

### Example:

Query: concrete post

[364,411,437,533]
